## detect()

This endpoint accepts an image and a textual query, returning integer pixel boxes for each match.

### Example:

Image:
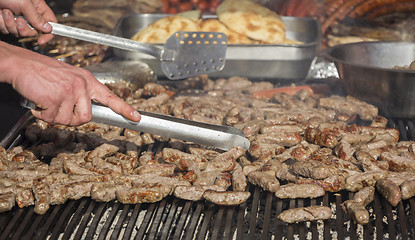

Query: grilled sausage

[277,206,332,223]
[248,171,280,192]
[0,192,15,213]
[202,190,250,206]
[173,185,226,201]
[341,200,369,225]
[32,177,50,214]
[376,178,401,206]
[400,179,415,200]
[275,183,325,199]
[353,186,375,207]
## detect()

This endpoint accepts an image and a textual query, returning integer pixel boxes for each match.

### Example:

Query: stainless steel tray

[112,14,321,81]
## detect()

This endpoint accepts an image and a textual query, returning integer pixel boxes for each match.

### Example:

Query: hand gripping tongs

[21,99,250,151]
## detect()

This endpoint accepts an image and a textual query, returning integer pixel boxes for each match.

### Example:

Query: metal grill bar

[183,201,202,239]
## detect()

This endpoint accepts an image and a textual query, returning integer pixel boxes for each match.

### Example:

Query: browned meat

[275,183,325,199]
[277,206,332,223]
[204,147,245,172]
[376,178,401,207]
[193,171,220,186]
[355,151,389,172]
[370,116,388,128]
[380,152,415,172]
[173,185,225,201]
[297,174,346,192]
[260,124,304,135]
[334,140,355,161]
[214,172,232,190]
[32,177,50,214]
[91,183,130,202]
[248,171,280,192]
[345,171,387,192]
[124,129,143,146]
[254,132,302,147]
[134,163,176,176]
[89,157,122,175]
[242,120,265,138]
[105,154,139,175]
[138,151,155,166]
[341,200,369,225]
[15,188,34,208]
[85,143,119,161]
[67,181,95,200]
[116,183,172,204]
[242,159,267,175]
[168,171,197,184]
[188,147,220,161]
[291,161,336,180]
[49,184,69,205]
[353,186,375,207]
[400,180,415,200]
[231,163,247,191]
[202,190,250,206]
[0,192,15,213]
[248,142,285,161]
[162,148,207,171]
[63,159,98,175]
[275,162,299,183]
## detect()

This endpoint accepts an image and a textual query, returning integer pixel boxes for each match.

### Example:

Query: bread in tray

[130,0,295,45]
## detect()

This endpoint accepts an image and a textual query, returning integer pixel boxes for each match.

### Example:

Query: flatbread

[199,18,256,44]
[216,0,285,44]
[131,15,200,43]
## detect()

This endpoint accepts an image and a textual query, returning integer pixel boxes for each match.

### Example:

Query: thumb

[20,5,51,33]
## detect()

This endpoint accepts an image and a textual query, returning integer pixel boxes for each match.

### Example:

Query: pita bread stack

[131,1,291,45]
[199,18,256,44]
[216,0,286,44]
[131,15,200,43]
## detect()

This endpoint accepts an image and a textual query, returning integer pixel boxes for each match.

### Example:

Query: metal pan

[321,41,415,118]
[112,14,321,81]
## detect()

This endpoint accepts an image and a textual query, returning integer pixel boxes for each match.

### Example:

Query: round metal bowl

[322,41,415,118]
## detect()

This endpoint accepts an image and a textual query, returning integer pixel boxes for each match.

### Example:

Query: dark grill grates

[1,185,415,239]
[1,119,415,239]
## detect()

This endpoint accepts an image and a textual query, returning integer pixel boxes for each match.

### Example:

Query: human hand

[0,42,141,126]
[0,0,56,44]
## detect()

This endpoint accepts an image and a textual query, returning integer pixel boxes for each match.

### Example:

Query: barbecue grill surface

[0,118,415,240]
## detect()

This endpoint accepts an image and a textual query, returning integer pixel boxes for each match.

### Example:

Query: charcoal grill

[0,115,414,240]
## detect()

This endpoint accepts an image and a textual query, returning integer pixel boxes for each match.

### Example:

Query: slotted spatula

[47,22,228,80]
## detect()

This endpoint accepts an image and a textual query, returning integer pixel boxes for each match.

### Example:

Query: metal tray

[321,41,415,118]
[112,14,321,81]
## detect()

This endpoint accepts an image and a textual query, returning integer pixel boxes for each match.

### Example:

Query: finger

[31,103,60,124]
[19,2,52,33]
[93,85,141,122]
[51,97,76,126]
[2,9,18,37]
[15,17,38,37]
[0,11,9,34]
[37,33,54,45]
[71,93,92,126]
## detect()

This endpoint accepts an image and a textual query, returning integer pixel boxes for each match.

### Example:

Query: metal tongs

[21,99,250,151]
[45,21,227,80]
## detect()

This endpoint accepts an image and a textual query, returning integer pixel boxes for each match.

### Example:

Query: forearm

[0,41,23,85]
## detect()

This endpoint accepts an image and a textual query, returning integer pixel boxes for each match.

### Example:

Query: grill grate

[1,186,415,239]
[1,119,415,239]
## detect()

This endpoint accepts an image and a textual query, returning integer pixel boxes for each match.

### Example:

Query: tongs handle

[48,22,174,61]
